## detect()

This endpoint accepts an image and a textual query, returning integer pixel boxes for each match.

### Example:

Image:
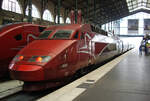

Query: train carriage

[0,22,46,78]
[9,24,129,91]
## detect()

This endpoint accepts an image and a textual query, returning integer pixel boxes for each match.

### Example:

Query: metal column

[105,24,106,30]
[119,19,121,35]
[28,0,32,22]
[94,0,96,22]
[86,0,89,23]
[75,0,78,24]
[57,0,61,24]
[41,0,44,21]
[111,21,112,31]
[108,23,110,31]
[0,0,2,10]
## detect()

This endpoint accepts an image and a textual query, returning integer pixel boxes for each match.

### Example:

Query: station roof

[51,0,150,25]
[127,0,150,12]
[1,0,150,25]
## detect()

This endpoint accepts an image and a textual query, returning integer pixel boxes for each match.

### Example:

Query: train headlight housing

[12,55,24,62]
[28,56,51,63]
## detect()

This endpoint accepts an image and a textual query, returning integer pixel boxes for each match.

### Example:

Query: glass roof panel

[147,4,150,7]
[143,0,147,2]
[126,0,150,12]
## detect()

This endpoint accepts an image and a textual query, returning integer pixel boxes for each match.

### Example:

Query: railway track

[1,90,54,101]
[0,81,61,101]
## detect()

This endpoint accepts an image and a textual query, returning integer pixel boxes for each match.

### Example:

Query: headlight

[28,56,51,63]
[12,55,24,62]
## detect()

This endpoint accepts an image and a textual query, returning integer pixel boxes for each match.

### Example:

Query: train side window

[81,32,84,39]
[103,44,116,52]
[73,31,79,39]
[14,34,22,41]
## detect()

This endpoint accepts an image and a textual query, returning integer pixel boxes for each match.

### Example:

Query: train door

[85,32,93,64]
[78,31,91,67]
[68,30,79,65]
[116,40,121,54]
[120,40,124,53]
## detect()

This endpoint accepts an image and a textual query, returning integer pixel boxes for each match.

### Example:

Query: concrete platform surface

[74,50,150,101]
[0,80,23,99]
[37,49,130,101]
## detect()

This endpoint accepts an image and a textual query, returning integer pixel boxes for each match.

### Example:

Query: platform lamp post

[57,0,61,24]
[28,0,32,23]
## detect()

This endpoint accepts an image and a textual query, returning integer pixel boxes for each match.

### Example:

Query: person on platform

[139,39,146,55]
[139,44,142,55]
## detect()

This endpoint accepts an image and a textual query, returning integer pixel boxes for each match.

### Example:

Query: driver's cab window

[51,30,72,39]
[39,30,52,39]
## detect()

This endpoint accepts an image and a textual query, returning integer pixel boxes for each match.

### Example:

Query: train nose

[9,64,44,81]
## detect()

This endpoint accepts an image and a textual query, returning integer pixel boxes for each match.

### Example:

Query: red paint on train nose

[10,64,44,81]
[20,40,77,56]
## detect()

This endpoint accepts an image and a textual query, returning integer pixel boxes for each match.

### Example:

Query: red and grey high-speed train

[0,22,46,78]
[9,24,131,91]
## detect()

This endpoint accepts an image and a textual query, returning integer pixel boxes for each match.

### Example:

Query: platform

[38,49,150,101]
[0,80,23,99]
[74,49,150,101]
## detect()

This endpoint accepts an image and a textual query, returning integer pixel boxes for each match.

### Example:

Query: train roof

[46,24,84,30]
[45,24,112,37]
[0,23,46,37]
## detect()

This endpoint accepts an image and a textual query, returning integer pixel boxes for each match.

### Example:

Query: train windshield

[51,30,72,39]
[39,30,52,39]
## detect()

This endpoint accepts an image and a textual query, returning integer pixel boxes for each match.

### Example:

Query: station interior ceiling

[51,0,148,48]
[0,0,150,25]
[0,0,147,48]
[49,0,150,25]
